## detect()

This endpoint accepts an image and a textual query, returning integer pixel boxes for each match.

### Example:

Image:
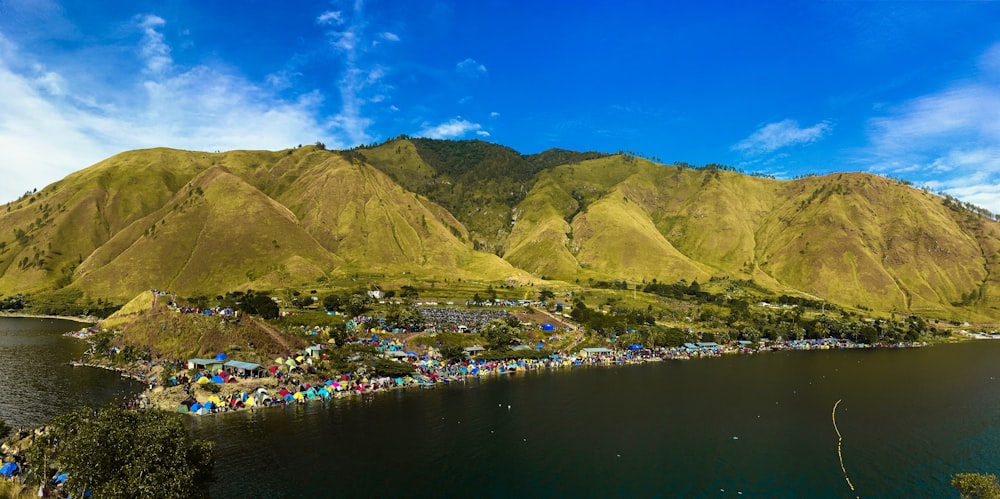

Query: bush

[28,408,214,498]
[952,473,1000,499]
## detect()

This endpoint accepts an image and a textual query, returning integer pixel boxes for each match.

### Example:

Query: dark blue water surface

[3,317,997,497]
[0,317,144,429]
[186,341,1000,498]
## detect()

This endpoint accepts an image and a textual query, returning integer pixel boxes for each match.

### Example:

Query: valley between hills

[1,138,998,323]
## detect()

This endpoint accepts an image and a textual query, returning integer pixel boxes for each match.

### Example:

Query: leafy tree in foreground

[45,408,214,499]
[952,473,1000,499]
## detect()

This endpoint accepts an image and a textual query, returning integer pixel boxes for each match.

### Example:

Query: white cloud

[137,14,172,74]
[416,118,483,139]
[318,3,399,146]
[476,130,490,137]
[317,10,344,26]
[456,58,487,78]
[868,85,1000,155]
[0,18,338,204]
[490,111,500,118]
[863,43,1000,214]
[733,119,832,155]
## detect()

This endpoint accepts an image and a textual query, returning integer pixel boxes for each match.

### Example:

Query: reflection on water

[0,317,144,429]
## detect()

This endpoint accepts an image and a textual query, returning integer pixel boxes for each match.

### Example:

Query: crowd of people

[418,307,517,331]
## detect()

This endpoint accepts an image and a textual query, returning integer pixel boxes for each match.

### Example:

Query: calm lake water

[190,341,1000,498]
[0,317,144,429]
[3,317,999,497]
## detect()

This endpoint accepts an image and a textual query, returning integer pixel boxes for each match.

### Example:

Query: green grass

[2,140,1000,321]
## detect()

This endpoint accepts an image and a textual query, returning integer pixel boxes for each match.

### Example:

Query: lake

[2,317,998,497]
[0,317,144,429]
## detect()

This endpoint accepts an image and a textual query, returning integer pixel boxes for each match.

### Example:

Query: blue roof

[582,347,613,353]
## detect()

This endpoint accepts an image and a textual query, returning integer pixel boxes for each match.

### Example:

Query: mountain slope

[0,140,998,321]
[72,165,340,300]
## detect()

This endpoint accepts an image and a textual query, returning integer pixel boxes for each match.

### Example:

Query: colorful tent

[0,462,18,478]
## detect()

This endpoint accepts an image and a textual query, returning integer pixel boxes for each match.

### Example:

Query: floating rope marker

[832,399,859,498]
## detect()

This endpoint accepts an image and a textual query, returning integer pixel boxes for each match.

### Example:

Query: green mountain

[1,139,998,321]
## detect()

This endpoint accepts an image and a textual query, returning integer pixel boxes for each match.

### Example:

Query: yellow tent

[196,376,210,384]
[208,395,222,405]
[292,391,304,401]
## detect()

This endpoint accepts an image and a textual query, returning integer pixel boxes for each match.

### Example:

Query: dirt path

[243,315,294,352]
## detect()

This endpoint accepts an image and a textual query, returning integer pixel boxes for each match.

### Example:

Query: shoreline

[80,336,942,419]
[0,312,97,324]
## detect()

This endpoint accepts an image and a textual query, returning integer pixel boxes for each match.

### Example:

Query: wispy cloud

[417,118,483,139]
[317,10,344,26]
[319,1,400,146]
[864,42,1000,213]
[456,58,487,78]
[137,14,171,74]
[0,18,335,203]
[733,119,832,155]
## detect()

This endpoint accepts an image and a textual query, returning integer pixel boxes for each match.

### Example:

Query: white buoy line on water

[832,399,859,498]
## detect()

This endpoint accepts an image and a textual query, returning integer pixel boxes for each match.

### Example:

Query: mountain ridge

[1,139,997,321]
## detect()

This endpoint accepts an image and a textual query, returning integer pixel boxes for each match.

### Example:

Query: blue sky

[1,1,998,213]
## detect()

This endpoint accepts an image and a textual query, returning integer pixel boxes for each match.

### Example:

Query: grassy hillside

[1,140,999,322]
[72,165,340,300]
[102,291,307,359]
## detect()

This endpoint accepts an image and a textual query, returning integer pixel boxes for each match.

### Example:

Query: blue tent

[541,323,555,331]
[0,462,17,478]
[210,375,225,384]
[190,402,203,413]
[215,353,227,361]
[283,394,295,402]
[54,473,68,484]
[628,344,642,351]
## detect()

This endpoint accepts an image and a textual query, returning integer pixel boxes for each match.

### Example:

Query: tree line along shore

[1,281,992,498]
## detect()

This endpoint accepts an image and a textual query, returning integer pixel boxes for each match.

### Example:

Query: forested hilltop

[1,138,999,322]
